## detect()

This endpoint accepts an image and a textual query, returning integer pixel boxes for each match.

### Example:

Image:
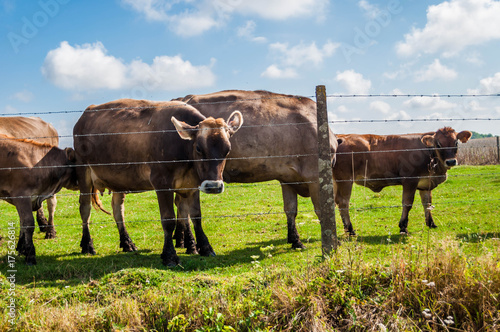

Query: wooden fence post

[315,85,338,256]
[497,136,500,163]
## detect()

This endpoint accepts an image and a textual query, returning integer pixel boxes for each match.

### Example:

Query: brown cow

[0,116,59,237]
[333,127,472,235]
[0,135,77,265]
[172,90,340,252]
[73,99,242,266]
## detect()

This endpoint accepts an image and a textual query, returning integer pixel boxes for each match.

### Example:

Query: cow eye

[195,144,202,154]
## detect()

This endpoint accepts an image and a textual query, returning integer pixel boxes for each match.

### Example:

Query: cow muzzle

[200,180,224,194]
[445,158,457,168]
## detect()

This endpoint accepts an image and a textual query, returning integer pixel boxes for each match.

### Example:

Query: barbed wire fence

[0,87,499,257]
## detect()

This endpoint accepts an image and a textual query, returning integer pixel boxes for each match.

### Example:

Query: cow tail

[91,186,111,215]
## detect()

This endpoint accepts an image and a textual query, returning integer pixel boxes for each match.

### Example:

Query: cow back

[0,116,59,146]
[176,90,331,184]
[73,99,206,192]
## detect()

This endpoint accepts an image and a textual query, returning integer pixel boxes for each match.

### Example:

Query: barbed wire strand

[0,168,497,202]
[2,196,498,231]
[1,117,500,143]
[0,142,498,172]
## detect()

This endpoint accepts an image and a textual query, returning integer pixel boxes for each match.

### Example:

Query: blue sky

[1,0,500,147]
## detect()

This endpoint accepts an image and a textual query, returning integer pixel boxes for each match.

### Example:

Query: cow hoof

[292,242,306,250]
[25,256,37,265]
[44,231,57,239]
[346,229,356,236]
[161,255,180,267]
[185,246,199,255]
[198,245,216,257]
[81,245,96,255]
[400,230,408,235]
[428,224,438,229]
[121,241,138,252]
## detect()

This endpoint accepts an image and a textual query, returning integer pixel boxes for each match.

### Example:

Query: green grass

[1,165,499,331]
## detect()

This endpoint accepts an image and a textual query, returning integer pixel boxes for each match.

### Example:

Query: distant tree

[470,131,494,139]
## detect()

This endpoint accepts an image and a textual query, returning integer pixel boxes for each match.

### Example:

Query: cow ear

[226,110,243,136]
[172,116,197,140]
[457,130,472,143]
[421,134,435,147]
[65,147,76,162]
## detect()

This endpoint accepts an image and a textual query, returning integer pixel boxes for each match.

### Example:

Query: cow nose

[445,159,457,167]
[200,180,224,194]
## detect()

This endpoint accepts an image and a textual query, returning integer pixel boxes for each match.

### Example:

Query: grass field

[1,165,499,331]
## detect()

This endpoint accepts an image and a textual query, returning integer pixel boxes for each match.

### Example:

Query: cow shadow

[456,232,499,243]
[349,234,409,245]
[9,237,321,286]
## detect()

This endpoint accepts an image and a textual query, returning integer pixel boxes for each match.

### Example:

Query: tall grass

[1,238,499,331]
[1,165,499,331]
[458,137,499,165]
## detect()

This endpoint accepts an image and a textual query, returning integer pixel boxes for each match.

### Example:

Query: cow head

[172,111,243,194]
[421,127,472,169]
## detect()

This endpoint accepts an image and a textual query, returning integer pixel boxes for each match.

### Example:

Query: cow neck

[427,146,438,174]
[427,147,446,175]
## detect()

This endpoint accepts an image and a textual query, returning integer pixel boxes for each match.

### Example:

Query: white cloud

[263,40,339,79]
[370,101,391,114]
[236,0,329,21]
[261,65,298,79]
[11,90,34,102]
[391,88,404,95]
[237,20,267,43]
[337,105,349,113]
[3,105,18,113]
[121,0,171,21]
[335,70,371,94]
[396,0,500,57]
[414,59,457,82]
[358,0,380,19]
[41,41,216,92]
[121,0,329,36]
[387,110,411,120]
[270,41,338,67]
[403,96,457,110]
[465,51,484,65]
[170,12,221,37]
[468,72,500,94]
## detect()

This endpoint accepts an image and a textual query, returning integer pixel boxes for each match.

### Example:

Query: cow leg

[44,196,57,239]
[174,194,198,255]
[111,193,138,252]
[156,190,180,266]
[399,182,418,234]
[15,199,37,265]
[281,184,305,249]
[187,190,215,257]
[78,168,95,255]
[36,204,49,233]
[173,194,186,248]
[334,180,356,236]
[419,190,437,229]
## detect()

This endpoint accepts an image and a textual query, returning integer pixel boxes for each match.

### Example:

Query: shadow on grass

[8,237,321,286]
[349,234,409,245]
[456,232,499,243]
